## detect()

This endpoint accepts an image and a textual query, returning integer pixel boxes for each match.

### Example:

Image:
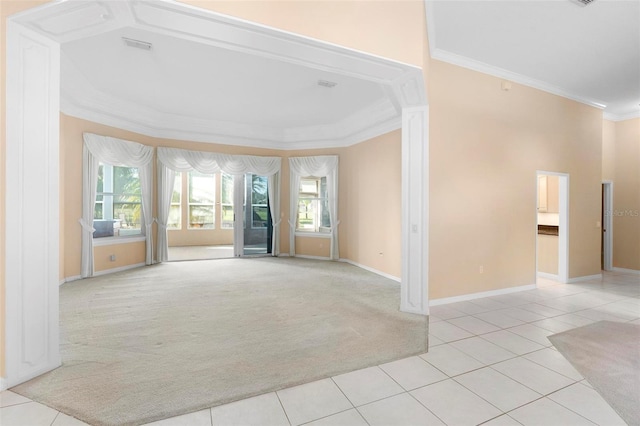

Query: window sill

[295,232,331,239]
[93,235,145,246]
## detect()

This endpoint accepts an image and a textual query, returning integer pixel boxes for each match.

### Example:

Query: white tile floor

[1,271,638,426]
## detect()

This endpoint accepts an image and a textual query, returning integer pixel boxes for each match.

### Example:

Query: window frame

[295,176,331,236]
[187,171,216,230]
[167,172,182,230]
[93,162,143,239]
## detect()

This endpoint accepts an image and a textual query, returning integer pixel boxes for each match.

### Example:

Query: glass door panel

[233,174,272,256]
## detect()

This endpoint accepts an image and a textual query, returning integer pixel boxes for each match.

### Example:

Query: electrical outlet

[110,255,116,262]
[479,265,484,274]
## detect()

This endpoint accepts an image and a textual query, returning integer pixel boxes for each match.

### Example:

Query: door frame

[602,181,614,271]
[535,171,570,284]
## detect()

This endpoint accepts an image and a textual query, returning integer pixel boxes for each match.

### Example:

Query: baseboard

[93,263,146,277]
[430,284,537,306]
[339,259,401,283]
[566,273,602,283]
[60,275,82,285]
[291,254,331,261]
[536,272,559,281]
[612,267,640,275]
[0,377,7,391]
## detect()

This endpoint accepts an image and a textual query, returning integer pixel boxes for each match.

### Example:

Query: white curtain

[80,144,100,278]
[156,147,282,260]
[156,162,176,263]
[81,133,154,277]
[288,155,340,259]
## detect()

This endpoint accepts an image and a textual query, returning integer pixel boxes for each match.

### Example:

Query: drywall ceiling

[62,27,385,130]
[426,0,640,120]
[12,0,426,150]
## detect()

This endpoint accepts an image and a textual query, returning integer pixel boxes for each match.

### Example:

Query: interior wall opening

[536,172,569,284]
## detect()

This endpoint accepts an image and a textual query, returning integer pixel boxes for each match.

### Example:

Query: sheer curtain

[156,147,282,261]
[288,155,340,260]
[80,133,154,277]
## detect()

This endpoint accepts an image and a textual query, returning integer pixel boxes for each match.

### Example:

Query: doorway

[536,172,569,283]
[601,181,613,271]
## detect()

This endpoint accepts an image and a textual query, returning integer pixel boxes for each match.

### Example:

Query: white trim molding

[339,259,401,283]
[401,106,429,315]
[612,267,640,275]
[536,272,560,282]
[5,21,62,388]
[430,284,536,306]
[0,378,8,392]
[92,263,147,277]
[92,235,146,247]
[60,275,82,286]
[566,274,603,283]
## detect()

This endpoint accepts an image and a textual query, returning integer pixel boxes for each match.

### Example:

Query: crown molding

[431,48,606,110]
[603,111,640,122]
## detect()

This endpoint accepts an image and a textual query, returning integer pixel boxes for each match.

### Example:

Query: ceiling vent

[122,37,152,50]
[317,79,337,88]
[572,0,596,6]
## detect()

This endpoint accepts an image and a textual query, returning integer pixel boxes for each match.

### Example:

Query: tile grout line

[274,391,293,426]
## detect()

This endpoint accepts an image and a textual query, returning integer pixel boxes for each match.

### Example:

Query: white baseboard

[59,275,82,286]
[537,272,559,281]
[430,284,537,306]
[339,259,401,283]
[566,273,602,283]
[0,377,7,391]
[612,267,640,275]
[291,254,331,261]
[93,263,146,277]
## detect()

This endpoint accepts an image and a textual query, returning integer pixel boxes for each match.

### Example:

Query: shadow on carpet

[549,320,640,426]
[12,257,428,426]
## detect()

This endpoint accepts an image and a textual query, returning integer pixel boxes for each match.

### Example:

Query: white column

[401,106,429,315]
[4,22,61,387]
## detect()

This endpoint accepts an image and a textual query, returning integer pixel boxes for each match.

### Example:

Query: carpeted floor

[549,320,640,426]
[12,257,427,426]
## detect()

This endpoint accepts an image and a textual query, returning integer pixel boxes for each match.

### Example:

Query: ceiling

[12,0,638,151]
[426,0,640,120]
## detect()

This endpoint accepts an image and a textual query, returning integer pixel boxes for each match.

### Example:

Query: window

[94,163,142,238]
[220,173,234,229]
[167,174,182,229]
[251,174,268,228]
[297,177,330,233]
[188,171,215,229]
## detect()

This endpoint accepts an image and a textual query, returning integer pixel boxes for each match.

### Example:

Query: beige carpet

[12,257,427,426]
[549,320,640,426]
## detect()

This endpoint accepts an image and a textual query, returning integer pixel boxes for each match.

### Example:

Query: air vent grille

[572,0,596,6]
[122,37,152,50]
[317,79,337,88]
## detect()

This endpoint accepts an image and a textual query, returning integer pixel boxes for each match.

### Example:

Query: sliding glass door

[233,173,272,256]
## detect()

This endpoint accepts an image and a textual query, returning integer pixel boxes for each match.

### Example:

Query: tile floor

[1,271,638,426]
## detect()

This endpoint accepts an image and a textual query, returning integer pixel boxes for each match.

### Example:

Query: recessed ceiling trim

[431,48,606,110]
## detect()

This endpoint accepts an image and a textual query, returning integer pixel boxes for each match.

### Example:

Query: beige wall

[611,118,640,270]
[341,130,402,277]
[428,60,603,299]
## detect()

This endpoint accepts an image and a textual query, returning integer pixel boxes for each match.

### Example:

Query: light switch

[596,221,601,228]
[411,224,418,233]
